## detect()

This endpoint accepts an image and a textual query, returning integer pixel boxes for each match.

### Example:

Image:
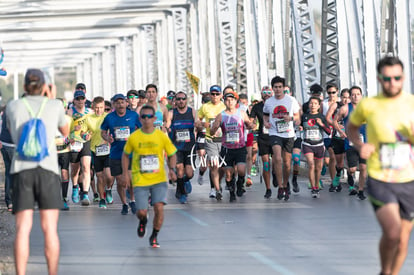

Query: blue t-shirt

[100,110,141,159]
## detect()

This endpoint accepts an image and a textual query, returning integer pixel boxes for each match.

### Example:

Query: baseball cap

[167,90,176,98]
[209,85,221,93]
[127,89,139,97]
[74,90,86,99]
[138,90,146,98]
[24,69,45,87]
[75,83,86,90]
[309,84,323,95]
[223,90,239,100]
[111,93,126,101]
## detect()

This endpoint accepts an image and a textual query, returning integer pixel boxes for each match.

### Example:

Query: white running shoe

[198,175,204,185]
[209,188,216,198]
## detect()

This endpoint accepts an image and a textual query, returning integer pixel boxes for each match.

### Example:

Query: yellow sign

[185,71,200,94]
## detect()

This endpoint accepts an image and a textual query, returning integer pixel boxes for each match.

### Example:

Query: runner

[263,76,300,201]
[123,105,177,248]
[211,89,254,202]
[300,96,331,198]
[127,89,140,111]
[168,91,197,204]
[347,56,414,275]
[335,86,367,200]
[101,93,141,215]
[67,89,93,206]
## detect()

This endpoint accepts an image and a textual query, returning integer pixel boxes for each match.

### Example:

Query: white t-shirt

[263,95,300,138]
[322,99,333,139]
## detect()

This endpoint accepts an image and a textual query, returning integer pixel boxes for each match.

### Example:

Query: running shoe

[277,187,285,200]
[129,201,137,214]
[179,194,187,204]
[332,176,340,187]
[357,191,367,200]
[311,189,318,198]
[137,219,147,238]
[272,176,278,188]
[321,165,327,176]
[61,201,69,211]
[264,189,272,199]
[292,177,300,193]
[149,235,160,248]
[349,186,358,196]
[81,194,90,206]
[336,184,342,192]
[284,187,290,201]
[229,191,236,202]
[216,190,222,201]
[209,188,216,198]
[93,193,100,202]
[7,204,13,212]
[286,182,291,195]
[329,184,336,192]
[184,181,192,194]
[175,187,181,199]
[246,176,253,187]
[72,186,80,203]
[197,175,204,185]
[105,189,113,204]
[236,185,245,197]
[99,199,107,209]
[121,204,128,215]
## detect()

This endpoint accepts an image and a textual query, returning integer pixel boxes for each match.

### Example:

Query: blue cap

[209,85,221,93]
[74,90,85,99]
[111,93,126,101]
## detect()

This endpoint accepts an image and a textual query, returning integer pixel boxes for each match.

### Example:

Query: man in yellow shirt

[348,56,414,275]
[122,105,177,248]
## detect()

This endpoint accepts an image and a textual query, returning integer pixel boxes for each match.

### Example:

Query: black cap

[75,83,86,90]
[309,84,323,94]
[138,90,146,98]
[127,89,139,97]
[167,90,176,98]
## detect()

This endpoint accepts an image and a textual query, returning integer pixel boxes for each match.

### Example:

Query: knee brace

[292,154,301,166]
[263,161,270,172]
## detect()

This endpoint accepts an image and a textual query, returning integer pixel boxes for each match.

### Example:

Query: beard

[382,86,402,98]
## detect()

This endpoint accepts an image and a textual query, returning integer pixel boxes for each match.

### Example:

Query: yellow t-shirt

[85,113,108,154]
[197,101,225,139]
[349,92,414,183]
[55,115,72,153]
[124,129,177,187]
[70,108,92,143]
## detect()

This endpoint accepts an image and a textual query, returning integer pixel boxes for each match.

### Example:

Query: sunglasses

[262,90,272,95]
[128,95,139,99]
[327,91,337,95]
[105,108,111,111]
[283,89,290,94]
[379,74,402,82]
[141,114,155,119]
[175,97,187,101]
[210,93,221,96]
[75,97,85,100]
[167,96,175,100]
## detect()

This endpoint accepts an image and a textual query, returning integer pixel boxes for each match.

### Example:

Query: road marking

[175,209,208,226]
[249,252,296,275]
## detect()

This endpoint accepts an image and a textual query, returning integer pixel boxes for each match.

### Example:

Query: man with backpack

[6,69,69,275]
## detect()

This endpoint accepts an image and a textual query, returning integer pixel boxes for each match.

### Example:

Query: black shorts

[346,147,366,167]
[220,147,247,167]
[293,138,302,149]
[176,150,196,166]
[258,136,273,156]
[58,152,70,170]
[269,136,294,154]
[302,144,325,159]
[323,138,332,149]
[331,138,345,155]
[109,158,131,177]
[92,152,110,173]
[195,133,206,150]
[12,167,62,214]
[367,177,414,221]
[70,141,91,163]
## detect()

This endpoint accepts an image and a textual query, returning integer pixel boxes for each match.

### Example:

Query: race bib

[380,142,411,170]
[140,155,160,173]
[306,129,320,140]
[176,129,190,142]
[196,136,206,144]
[70,141,83,152]
[226,131,239,143]
[262,126,269,135]
[276,120,290,133]
[95,144,110,156]
[114,127,130,140]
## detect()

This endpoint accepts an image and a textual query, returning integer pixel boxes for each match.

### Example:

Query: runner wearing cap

[195,85,226,200]
[137,90,147,108]
[127,89,140,111]
[101,93,141,215]
[166,90,176,110]
[210,87,254,202]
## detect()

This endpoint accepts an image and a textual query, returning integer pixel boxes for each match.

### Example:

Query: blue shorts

[133,182,168,210]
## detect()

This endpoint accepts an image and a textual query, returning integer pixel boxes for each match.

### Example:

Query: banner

[185,71,200,94]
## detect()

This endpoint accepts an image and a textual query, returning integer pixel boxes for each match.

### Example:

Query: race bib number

[226,132,239,143]
[176,129,190,142]
[305,129,320,140]
[196,136,205,143]
[349,134,364,146]
[380,142,411,170]
[95,144,110,156]
[114,127,130,140]
[276,120,289,133]
[140,155,160,173]
[262,126,269,135]
[70,141,83,152]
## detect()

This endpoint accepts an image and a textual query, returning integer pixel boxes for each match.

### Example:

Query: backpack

[16,98,49,161]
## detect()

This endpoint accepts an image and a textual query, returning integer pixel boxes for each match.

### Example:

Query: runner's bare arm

[210,114,222,136]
